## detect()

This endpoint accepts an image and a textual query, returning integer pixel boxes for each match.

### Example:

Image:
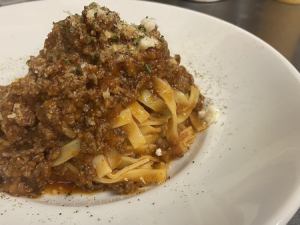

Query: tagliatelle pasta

[52,139,80,167]
[88,79,207,185]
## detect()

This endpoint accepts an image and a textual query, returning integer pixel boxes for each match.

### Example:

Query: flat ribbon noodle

[153,77,178,142]
[129,102,150,123]
[123,120,146,149]
[94,168,167,184]
[141,115,169,126]
[189,112,208,132]
[105,150,122,170]
[144,134,159,144]
[112,108,132,128]
[93,155,112,178]
[177,85,200,124]
[178,126,195,154]
[106,157,150,179]
[112,107,146,149]
[138,90,166,112]
[52,139,80,167]
[140,125,161,135]
[93,155,164,184]
[174,90,189,109]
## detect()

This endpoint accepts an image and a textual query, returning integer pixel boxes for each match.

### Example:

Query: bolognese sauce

[0,3,209,197]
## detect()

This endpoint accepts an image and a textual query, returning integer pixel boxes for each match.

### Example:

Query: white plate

[0,0,300,224]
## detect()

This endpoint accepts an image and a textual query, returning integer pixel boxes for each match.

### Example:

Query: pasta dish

[0,3,211,197]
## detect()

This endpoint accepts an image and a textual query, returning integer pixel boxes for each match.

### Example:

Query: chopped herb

[138,25,146,32]
[110,34,119,42]
[64,59,71,65]
[74,67,82,76]
[91,54,99,64]
[145,64,152,74]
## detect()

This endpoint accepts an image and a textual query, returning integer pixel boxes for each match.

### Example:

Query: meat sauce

[0,3,204,197]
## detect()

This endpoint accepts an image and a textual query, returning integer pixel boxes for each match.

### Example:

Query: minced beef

[0,2,204,197]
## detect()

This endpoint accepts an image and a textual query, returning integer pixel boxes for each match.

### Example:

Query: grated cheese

[139,36,158,50]
[205,105,219,124]
[7,113,16,119]
[86,6,105,21]
[141,17,156,32]
[155,148,162,156]
[198,110,206,119]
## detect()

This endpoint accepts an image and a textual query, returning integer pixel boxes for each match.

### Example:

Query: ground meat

[0,147,53,197]
[109,181,141,194]
[0,2,205,197]
[13,103,36,127]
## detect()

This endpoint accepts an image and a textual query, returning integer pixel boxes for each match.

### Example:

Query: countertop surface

[0,0,300,224]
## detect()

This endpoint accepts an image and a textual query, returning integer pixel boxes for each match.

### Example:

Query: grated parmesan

[139,36,158,50]
[155,148,162,156]
[86,6,105,21]
[7,113,16,119]
[141,17,156,32]
[102,89,110,99]
[198,110,206,119]
[205,105,219,124]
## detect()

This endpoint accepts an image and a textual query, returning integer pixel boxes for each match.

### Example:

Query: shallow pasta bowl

[0,0,300,225]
